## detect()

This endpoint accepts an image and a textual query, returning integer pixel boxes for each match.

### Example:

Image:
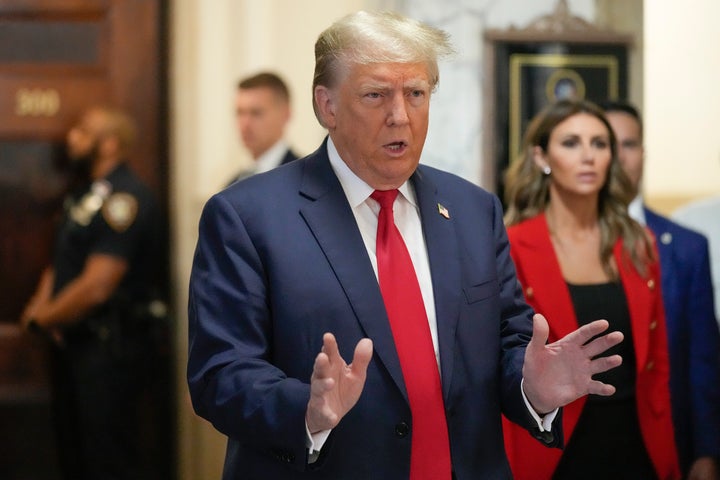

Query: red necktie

[371,189,452,480]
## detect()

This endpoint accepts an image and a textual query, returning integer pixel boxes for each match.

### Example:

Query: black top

[553,281,657,480]
[567,281,635,401]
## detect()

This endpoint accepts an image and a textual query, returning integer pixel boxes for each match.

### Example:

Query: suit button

[647,279,655,290]
[649,320,657,331]
[525,286,534,298]
[395,422,410,437]
[646,360,655,371]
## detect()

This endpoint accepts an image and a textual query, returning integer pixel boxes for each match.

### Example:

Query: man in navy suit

[603,100,720,479]
[227,71,299,186]
[188,11,625,479]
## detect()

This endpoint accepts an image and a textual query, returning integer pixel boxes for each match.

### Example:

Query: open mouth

[385,141,407,152]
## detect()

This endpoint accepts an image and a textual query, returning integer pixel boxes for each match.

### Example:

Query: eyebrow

[556,132,610,142]
[403,80,430,92]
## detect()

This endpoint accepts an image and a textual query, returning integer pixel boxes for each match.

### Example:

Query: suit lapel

[512,215,578,340]
[298,147,407,399]
[412,167,461,399]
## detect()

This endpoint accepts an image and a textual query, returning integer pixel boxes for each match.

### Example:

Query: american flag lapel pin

[437,203,450,219]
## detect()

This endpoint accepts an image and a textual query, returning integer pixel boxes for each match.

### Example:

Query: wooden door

[0,1,170,478]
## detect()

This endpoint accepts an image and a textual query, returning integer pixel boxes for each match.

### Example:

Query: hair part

[503,98,654,278]
[311,10,455,126]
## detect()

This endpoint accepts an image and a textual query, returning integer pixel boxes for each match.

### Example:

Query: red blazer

[502,213,680,480]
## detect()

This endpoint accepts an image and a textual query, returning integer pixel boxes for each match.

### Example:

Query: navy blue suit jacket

[645,207,720,472]
[188,140,556,479]
[279,148,299,166]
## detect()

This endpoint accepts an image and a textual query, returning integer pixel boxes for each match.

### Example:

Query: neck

[545,194,599,235]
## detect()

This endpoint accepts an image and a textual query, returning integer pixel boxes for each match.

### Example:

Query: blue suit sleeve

[187,193,310,460]
[491,197,563,446]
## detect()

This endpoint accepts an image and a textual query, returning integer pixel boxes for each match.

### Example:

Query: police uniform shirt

[52,162,159,301]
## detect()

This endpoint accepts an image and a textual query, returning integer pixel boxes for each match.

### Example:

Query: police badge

[102,192,138,232]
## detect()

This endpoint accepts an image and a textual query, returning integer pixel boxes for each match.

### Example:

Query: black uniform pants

[50,327,149,480]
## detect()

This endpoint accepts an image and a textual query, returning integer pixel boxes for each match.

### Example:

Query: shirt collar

[628,194,646,226]
[326,136,417,208]
[254,139,289,174]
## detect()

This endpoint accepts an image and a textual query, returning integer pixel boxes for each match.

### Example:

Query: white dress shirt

[628,194,646,226]
[254,139,291,174]
[326,137,440,365]
[231,140,291,184]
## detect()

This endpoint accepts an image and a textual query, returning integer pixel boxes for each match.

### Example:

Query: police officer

[21,105,162,480]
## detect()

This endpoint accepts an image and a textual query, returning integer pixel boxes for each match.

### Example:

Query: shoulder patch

[102,192,138,232]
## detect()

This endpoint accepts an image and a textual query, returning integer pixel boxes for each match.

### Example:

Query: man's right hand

[306,333,373,434]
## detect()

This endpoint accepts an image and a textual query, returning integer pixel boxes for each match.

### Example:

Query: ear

[314,85,336,129]
[531,145,548,171]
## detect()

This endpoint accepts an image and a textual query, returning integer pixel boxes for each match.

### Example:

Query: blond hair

[311,10,455,126]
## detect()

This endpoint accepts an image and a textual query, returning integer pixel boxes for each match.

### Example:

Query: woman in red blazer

[501,99,680,480]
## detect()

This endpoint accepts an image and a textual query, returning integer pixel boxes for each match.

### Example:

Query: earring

[542,165,551,175]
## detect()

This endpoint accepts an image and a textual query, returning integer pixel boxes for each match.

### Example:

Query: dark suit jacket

[188,139,559,479]
[226,148,299,187]
[645,207,720,472]
[502,213,680,480]
[280,148,299,165]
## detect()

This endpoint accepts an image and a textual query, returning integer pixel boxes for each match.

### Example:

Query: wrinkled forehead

[337,60,433,87]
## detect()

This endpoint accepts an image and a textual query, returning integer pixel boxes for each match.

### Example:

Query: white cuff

[521,378,559,431]
[305,422,332,463]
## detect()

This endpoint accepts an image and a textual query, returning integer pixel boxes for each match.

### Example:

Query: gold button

[525,286,534,298]
[646,360,655,371]
[649,320,657,331]
[647,279,655,290]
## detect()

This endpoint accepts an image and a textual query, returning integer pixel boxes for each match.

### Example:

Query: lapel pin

[437,203,450,219]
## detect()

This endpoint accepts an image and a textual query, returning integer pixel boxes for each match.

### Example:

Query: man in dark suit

[603,100,720,479]
[228,71,299,185]
[188,11,625,479]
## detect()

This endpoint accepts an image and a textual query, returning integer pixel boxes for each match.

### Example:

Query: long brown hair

[504,99,654,278]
